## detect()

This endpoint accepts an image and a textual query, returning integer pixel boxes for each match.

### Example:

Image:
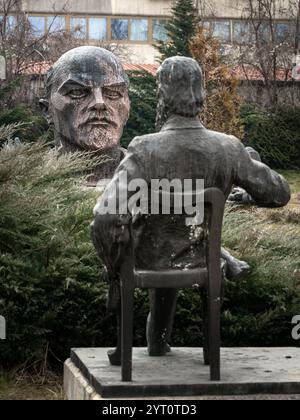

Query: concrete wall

[22,0,113,14]
[202,0,292,18]
[125,44,160,64]
[238,80,300,107]
[111,0,171,17]
[21,0,292,18]
[22,0,171,16]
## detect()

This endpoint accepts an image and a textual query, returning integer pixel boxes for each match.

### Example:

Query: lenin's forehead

[52,48,127,87]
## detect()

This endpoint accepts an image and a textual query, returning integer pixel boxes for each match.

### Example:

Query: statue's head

[156,56,205,131]
[41,46,130,153]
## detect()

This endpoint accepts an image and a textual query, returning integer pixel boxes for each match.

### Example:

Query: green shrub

[0,137,113,367]
[0,105,49,144]
[121,71,157,148]
[0,124,299,370]
[0,78,23,103]
[241,105,300,170]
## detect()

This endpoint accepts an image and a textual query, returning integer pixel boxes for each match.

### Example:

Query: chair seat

[134,268,207,289]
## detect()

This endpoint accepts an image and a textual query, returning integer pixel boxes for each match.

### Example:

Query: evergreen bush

[241,105,300,169]
[0,135,298,369]
[0,133,111,367]
[0,105,49,143]
[156,0,199,61]
[122,70,157,148]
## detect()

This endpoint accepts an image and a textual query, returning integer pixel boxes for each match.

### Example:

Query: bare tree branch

[235,0,298,105]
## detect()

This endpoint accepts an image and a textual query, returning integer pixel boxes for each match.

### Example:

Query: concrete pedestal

[64,347,300,399]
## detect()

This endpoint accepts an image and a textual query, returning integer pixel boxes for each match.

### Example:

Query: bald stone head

[42,46,130,153]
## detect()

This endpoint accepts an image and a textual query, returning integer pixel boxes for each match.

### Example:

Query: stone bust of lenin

[40,46,130,182]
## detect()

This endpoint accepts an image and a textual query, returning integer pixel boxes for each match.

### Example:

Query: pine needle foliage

[156,0,199,61]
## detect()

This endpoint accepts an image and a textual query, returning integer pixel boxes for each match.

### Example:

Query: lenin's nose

[89,88,106,111]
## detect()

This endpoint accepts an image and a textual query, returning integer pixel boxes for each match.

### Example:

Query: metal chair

[119,188,225,382]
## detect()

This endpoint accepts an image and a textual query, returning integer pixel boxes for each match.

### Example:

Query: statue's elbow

[274,176,291,207]
[282,189,291,207]
[271,188,291,208]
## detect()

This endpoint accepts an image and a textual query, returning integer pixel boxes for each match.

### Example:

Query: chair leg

[121,281,134,382]
[108,302,121,366]
[201,290,210,365]
[208,291,221,381]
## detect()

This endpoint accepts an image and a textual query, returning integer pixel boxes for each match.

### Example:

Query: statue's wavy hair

[156,56,206,131]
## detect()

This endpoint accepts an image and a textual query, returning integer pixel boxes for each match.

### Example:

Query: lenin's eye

[103,88,122,99]
[68,88,89,99]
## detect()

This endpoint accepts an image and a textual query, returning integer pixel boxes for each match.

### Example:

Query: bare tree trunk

[295,0,300,56]
[236,0,297,107]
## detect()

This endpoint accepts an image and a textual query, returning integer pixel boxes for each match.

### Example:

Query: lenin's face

[48,47,130,152]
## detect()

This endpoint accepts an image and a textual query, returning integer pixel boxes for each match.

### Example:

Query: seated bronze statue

[92,56,290,362]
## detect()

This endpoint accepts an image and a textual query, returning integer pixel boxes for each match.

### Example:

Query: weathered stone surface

[66,348,300,398]
[41,46,130,182]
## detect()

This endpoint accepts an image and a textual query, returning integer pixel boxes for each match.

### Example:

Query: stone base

[64,348,300,399]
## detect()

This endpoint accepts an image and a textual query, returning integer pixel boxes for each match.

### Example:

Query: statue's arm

[92,139,143,285]
[232,138,290,208]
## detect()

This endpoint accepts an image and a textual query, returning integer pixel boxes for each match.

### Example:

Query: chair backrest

[130,188,225,274]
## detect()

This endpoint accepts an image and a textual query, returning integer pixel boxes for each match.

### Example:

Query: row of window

[3,15,168,42]
[1,14,294,45]
[204,20,293,44]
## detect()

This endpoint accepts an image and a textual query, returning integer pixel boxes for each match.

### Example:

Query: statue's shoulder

[204,128,239,143]
[204,129,243,151]
[127,132,160,151]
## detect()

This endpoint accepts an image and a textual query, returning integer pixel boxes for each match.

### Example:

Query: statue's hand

[228,188,244,202]
[228,188,255,204]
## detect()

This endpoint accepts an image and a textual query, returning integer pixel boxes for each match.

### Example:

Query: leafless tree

[0,0,128,107]
[0,0,51,78]
[196,0,216,17]
[236,0,299,105]
[295,0,300,55]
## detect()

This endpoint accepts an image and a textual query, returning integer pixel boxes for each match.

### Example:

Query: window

[275,22,291,43]
[89,17,107,40]
[71,17,87,39]
[47,16,66,33]
[130,19,148,41]
[153,19,168,41]
[200,20,211,30]
[111,19,129,40]
[8,15,16,30]
[211,21,231,43]
[233,21,253,44]
[28,16,46,37]
[0,15,16,33]
[256,22,270,43]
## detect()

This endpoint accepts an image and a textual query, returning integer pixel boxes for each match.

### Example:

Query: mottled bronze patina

[92,56,290,362]
[41,46,130,180]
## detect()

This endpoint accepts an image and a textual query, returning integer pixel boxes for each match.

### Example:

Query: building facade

[5,0,296,63]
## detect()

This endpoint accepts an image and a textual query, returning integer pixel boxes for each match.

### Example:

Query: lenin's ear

[39,98,51,125]
[39,98,49,113]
